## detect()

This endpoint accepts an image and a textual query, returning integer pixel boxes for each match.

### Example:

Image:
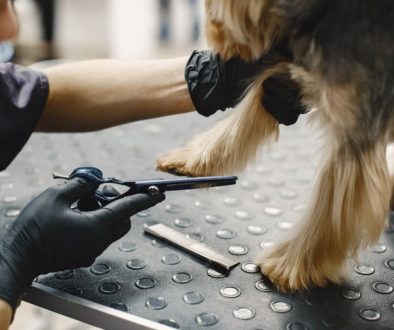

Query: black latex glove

[185,41,306,125]
[0,177,165,312]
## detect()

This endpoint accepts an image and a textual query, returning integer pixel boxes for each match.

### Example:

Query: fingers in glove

[57,177,99,204]
[102,193,165,221]
[102,185,120,197]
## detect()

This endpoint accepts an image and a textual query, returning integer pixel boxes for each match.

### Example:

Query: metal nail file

[144,223,239,271]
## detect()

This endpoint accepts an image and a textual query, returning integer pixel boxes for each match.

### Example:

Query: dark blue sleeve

[0,63,49,170]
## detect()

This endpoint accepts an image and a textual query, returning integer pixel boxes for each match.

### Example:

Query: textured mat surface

[0,112,393,329]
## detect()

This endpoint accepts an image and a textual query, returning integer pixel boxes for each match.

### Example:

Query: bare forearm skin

[0,300,11,330]
[37,57,194,132]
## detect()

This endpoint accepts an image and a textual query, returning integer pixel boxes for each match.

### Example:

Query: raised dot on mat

[1,183,13,190]
[159,319,180,329]
[216,229,236,239]
[90,263,110,275]
[304,293,326,306]
[174,217,193,228]
[0,171,10,178]
[372,282,394,294]
[161,253,181,265]
[241,262,259,273]
[55,269,75,280]
[286,322,309,330]
[135,277,156,289]
[223,197,241,206]
[259,241,274,249]
[292,204,307,212]
[137,210,150,218]
[271,152,285,160]
[4,208,20,218]
[264,207,282,217]
[247,225,266,235]
[241,181,258,190]
[367,243,387,253]
[151,239,168,248]
[207,268,226,278]
[186,233,204,242]
[280,190,298,200]
[145,297,168,310]
[276,221,294,231]
[172,272,192,284]
[235,210,254,220]
[341,288,361,300]
[270,301,292,313]
[99,282,120,294]
[194,200,213,210]
[195,313,218,327]
[118,241,137,252]
[359,308,380,321]
[127,259,147,270]
[354,264,375,275]
[267,178,284,187]
[233,307,255,320]
[165,204,183,214]
[63,287,83,296]
[2,196,16,203]
[385,259,394,270]
[327,313,348,326]
[252,193,270,203]
[205,214,224,224]
[183,291,205,305]
[255,279,272,292]
[110,303,128,312]
[256,165,271,175]
[220,286,241,298]
[228,245,248,255]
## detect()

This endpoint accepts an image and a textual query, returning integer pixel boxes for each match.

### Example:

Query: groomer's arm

[0,300,11,330]
[36,57,194,132]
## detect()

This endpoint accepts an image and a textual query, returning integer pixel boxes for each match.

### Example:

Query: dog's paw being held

[156,148,212,177]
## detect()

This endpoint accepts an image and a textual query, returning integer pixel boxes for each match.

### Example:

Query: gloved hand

[0,177,165,313]
[185,41,306,125]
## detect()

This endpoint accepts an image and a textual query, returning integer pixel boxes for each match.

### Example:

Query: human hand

[0,177,164,312]
[185,40,306,125]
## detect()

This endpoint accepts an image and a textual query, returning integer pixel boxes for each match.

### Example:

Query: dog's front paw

[156,147,212,177]
[256,241,337,292]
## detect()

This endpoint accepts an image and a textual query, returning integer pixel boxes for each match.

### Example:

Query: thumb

[102,193,165,221]
[88,193,165,242]
[57,177,99,204]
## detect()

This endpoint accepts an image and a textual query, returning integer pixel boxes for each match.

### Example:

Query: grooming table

[0,113,393,329]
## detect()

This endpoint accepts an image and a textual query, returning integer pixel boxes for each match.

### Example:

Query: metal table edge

[23,283,173,330]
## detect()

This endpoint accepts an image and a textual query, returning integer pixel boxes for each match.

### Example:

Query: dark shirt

[0,63,49,170]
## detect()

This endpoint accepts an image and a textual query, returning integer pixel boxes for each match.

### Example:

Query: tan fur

[205,0,286,60]
[156,0,393,291]
[157,64,286,176]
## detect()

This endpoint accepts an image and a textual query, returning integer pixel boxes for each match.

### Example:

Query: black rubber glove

[185,41,306,125]
[0,177,165,312]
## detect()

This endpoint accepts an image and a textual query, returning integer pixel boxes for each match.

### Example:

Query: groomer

[0,1,304,328]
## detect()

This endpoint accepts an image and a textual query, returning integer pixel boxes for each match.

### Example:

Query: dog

[157,0,394,292]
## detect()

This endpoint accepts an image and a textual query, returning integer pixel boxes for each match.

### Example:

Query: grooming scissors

[53,166,238,205]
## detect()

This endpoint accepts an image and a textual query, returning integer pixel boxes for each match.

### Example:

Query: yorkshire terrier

[157,0,394,292]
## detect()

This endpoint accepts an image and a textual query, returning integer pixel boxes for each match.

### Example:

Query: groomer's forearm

[0,300,11,330]
[36,57,194,132]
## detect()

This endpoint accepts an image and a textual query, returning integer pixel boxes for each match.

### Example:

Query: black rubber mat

[0,113,393,329]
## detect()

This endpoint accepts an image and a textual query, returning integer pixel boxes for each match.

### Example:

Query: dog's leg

[257,72,392,291]
[386,143,394,209]
[156,65,288,176]
[258,140,390,291]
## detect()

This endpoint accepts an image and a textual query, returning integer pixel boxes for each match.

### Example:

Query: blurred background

[4,0,205,65]
[6,0,204,329]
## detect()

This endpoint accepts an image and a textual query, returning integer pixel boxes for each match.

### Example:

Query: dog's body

[157,0,394,291]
